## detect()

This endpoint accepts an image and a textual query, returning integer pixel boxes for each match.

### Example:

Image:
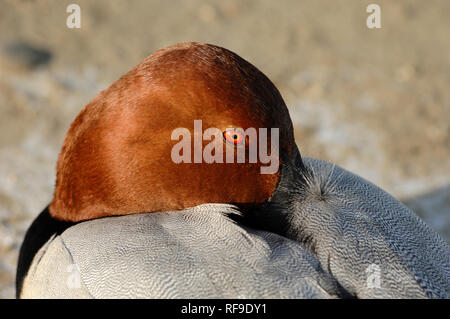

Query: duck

[16,42,450,298]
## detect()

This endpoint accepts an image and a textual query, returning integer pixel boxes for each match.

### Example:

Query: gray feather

[283,158,450,298]
[21,204,337,298]
[21,158,450,298]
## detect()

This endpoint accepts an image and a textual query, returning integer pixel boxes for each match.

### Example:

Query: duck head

[50,42,303,222]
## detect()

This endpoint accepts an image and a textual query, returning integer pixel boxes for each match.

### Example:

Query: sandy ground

[0,0,449,298]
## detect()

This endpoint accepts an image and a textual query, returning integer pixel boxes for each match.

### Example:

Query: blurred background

[0,0,449,298]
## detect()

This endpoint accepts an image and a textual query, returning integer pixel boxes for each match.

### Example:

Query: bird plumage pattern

[20,158,450,298]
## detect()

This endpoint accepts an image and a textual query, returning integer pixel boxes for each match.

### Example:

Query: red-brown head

[49,42,298,222]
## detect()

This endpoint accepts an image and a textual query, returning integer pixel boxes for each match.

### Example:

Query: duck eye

[223,129,244,145]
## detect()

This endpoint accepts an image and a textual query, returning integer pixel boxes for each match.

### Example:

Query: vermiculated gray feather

[21,204,338,298]
[20,158,450,298]
[273,158,450,298]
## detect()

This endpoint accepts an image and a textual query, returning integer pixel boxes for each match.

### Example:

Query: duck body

[19,203,336,298]
[16,42,450,298]
[266,157,450,298]
[18,157,450,298]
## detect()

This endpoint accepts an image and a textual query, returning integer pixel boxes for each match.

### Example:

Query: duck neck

[238,148,309,237]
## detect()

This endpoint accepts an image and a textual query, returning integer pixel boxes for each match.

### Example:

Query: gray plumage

[20,158,450,298]
[278,158,450,298]
[21,204,338,298]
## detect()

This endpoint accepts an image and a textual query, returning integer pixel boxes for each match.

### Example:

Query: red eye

[223,129,244,145]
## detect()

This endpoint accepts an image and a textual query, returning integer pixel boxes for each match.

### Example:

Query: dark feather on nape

[234,151,309,237]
